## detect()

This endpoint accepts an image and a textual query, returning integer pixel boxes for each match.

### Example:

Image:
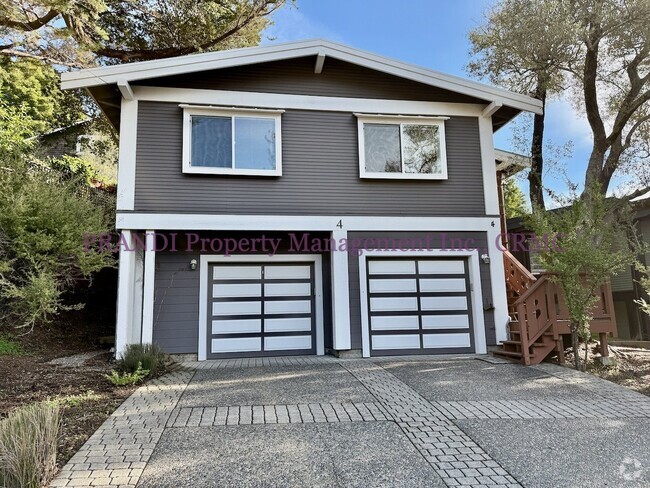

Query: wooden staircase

[495,251,617,365]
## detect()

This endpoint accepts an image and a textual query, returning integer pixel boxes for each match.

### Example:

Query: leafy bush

[120,343,168,377]
[0,334,23,356]
[0,104,115,331]
[0,402,60,488]
[106,363,150,386]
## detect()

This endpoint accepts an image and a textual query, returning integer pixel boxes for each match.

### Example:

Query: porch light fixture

[189,259,198,270]
[480,254,490,264]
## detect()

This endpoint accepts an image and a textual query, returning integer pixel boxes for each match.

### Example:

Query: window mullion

[399,123,405,174]
[230,117,236,169]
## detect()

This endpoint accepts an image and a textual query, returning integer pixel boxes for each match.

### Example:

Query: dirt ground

[589,345,650,397]
[0,321,137,468]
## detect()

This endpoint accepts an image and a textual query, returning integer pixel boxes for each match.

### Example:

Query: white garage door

[207,262,316,359]
[366,258,474,356]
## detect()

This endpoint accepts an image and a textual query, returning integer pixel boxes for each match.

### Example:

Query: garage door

[366,258,474,356]
[207,262,316,359]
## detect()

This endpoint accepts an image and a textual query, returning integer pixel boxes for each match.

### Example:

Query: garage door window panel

[366,258,475,355]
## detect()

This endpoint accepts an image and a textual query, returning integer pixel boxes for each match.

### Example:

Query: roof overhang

[495,149,531,178]
[61,39,543,131]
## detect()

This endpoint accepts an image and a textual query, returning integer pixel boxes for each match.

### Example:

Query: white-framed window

[181,105,284,176]
[356,114,449,180]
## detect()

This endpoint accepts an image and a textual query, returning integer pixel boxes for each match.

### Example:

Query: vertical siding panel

[134,57,482,103]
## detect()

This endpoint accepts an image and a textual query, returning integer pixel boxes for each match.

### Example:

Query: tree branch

[0,9,59,31]
[94,1,281,62]
[0,48,82,69]
[583,28,607,149]
[624,114,650,150]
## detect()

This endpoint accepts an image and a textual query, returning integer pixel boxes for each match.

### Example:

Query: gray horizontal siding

[134,56,483,104]
[134,103,485,216]
[152,252,199,354]
[346,231,496,349]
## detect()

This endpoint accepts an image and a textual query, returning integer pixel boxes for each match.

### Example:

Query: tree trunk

[571,327,580,370]
[583,146,608,198]
[528,85,547,211]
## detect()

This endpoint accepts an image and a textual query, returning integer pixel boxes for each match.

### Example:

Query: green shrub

[120,343,168,377]
[50,390,101,408]
[0,402,60,488]
[0,334,23,356]
[105,363,149,386]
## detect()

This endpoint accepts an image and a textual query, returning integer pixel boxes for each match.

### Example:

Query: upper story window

[181,105,283,176]
[356,114,449,180]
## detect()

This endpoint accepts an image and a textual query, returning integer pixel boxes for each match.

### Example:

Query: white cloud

[262,7,346,45]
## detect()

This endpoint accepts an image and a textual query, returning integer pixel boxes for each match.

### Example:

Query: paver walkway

[49,356,650,488]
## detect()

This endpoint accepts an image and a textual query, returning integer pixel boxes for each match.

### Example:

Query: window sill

[183,167,282,177]
[360,172,448,180]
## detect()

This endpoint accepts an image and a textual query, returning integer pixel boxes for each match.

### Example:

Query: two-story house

[61,40,542,360]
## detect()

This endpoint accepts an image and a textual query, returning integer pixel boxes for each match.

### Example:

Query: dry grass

[0,402,60,488]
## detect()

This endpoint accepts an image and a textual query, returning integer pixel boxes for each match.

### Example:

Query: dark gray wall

[151,232,333,354]
[134,56,484,104]
[152,251,199,354]
[134,103,485,216]
[346,231,496,349]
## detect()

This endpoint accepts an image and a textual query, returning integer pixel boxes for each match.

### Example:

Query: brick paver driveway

[51,356,650,487]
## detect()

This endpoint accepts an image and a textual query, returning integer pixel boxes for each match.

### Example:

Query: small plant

[0,334,23,356]
[50,390,102,408]
[106,363,150,386]
[0,402,60,488]
[120,343,167,377]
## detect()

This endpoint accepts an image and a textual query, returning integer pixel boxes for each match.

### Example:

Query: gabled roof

[61,39,542,131]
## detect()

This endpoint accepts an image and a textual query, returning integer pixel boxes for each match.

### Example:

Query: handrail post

[517,299,530,365]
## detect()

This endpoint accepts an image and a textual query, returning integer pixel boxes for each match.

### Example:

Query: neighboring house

[610,198,650,340]
[507,198,650,341]
[35,119,93,159]
[61,40,542,360]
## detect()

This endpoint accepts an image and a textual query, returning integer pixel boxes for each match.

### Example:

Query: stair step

[493,350,523,358]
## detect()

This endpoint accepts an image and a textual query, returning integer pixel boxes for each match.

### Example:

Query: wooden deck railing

[503,250,537,317]
[500,251,617,365]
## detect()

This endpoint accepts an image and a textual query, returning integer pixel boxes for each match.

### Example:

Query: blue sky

[262,0,600,203]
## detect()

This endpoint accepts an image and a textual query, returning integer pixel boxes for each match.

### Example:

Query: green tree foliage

[503,178,528,219]
[468,0,577,210]
[526,186,639,370]
[0,0,289,67]
[469,0,650,205]
[0,59,85,131]
[0,104,115,331]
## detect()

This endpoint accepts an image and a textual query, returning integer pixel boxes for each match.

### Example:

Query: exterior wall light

[480,254,490,264]
[190,259,198,270]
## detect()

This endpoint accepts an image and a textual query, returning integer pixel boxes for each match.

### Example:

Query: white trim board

[116,214,501,232]
[198,254,325,361]
[358,249,487,358]
[134,86,487,117]
[141,231,156,344]
[479,116,500,216]
[116,99,137,211]
[61,39,542,115]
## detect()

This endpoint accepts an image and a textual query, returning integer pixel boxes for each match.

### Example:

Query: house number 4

[336,220,343,229]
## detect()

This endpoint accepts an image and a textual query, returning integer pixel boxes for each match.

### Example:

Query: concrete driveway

[51,356,650,488]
